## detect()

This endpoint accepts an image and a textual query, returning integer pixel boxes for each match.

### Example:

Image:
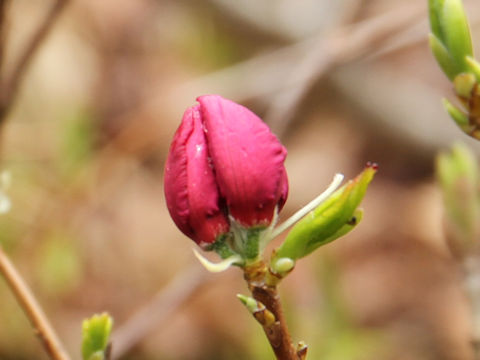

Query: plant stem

[0,246,71,360]
[245,262,303,360]
[250,283,298,360]
[0,0,69,123]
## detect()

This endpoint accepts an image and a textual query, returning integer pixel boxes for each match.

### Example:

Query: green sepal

[244,227,263,260]
[429,33,458,80]
[207,233,236,259]
[442,98,471,132]
[82,313,113,360]
[274,165,376,260]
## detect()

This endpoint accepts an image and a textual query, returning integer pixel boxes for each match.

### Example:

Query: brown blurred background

[1,0,480,359]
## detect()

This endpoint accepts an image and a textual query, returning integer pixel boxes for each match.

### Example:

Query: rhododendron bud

[164,95,288,250]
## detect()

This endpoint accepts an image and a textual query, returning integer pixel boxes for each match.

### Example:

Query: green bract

[82,313,113,360]
[274,165,376,261]
[429,0,473,80]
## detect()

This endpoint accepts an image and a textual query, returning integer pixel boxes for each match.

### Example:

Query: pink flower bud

[164,95,288,248]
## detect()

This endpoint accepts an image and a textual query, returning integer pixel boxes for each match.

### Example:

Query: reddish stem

[244,262,302,360]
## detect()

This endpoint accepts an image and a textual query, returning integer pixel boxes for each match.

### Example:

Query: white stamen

[193,249,242,273]
[270,173,344,239]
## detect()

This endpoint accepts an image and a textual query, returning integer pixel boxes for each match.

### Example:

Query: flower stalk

[244,261,305,360]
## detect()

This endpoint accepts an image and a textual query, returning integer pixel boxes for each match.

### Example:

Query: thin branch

[263,2,425,138]
[134,2,425,142]
[244,262,300,360]
[0,0,69,123]
[111,263,211,359]
[0,246,71,360]
[250,283,298,360]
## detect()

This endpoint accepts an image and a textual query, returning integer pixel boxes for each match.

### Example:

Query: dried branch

[0,0,69,123]
[263,3,425,138]
[0,246,71,360]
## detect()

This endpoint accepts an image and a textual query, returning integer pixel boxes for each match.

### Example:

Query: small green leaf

[303,208,364,253]
[237,294,261,313]
[428,34,459,80]
[442,98,471,132]
[429,0,446,41]
[429,33,458,80]
[442,0,473,72]
[274,165,376,260]
[466,56,480,81]
[428,0,473,79]
[82,313,113,360]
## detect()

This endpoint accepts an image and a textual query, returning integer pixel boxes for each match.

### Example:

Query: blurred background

[1,0,480,359]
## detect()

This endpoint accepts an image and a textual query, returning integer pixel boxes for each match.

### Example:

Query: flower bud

[436,143,480,259]
[164,95,288,250]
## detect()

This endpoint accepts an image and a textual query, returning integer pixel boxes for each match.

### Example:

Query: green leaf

[428,0,473,78]
[82,313,113,360]
[274,165,376,260]
[429,0,446,41]
[429,33,458,80]
[442,98,471,132]
[303,209,364,253]
[442,0,473,72]
[466,56,480,81]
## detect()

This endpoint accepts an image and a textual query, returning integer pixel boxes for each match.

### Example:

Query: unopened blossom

[164,95,288,248]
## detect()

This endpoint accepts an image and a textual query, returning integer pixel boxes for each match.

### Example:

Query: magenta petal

[277,167,289,212]
[164,105,229,247]
[197,95,288,226]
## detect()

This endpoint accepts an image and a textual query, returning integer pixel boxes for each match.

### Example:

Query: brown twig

[0,0,69,123]
[250,283,298,360]
[0,246,71,360]
[244,262,301,360]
